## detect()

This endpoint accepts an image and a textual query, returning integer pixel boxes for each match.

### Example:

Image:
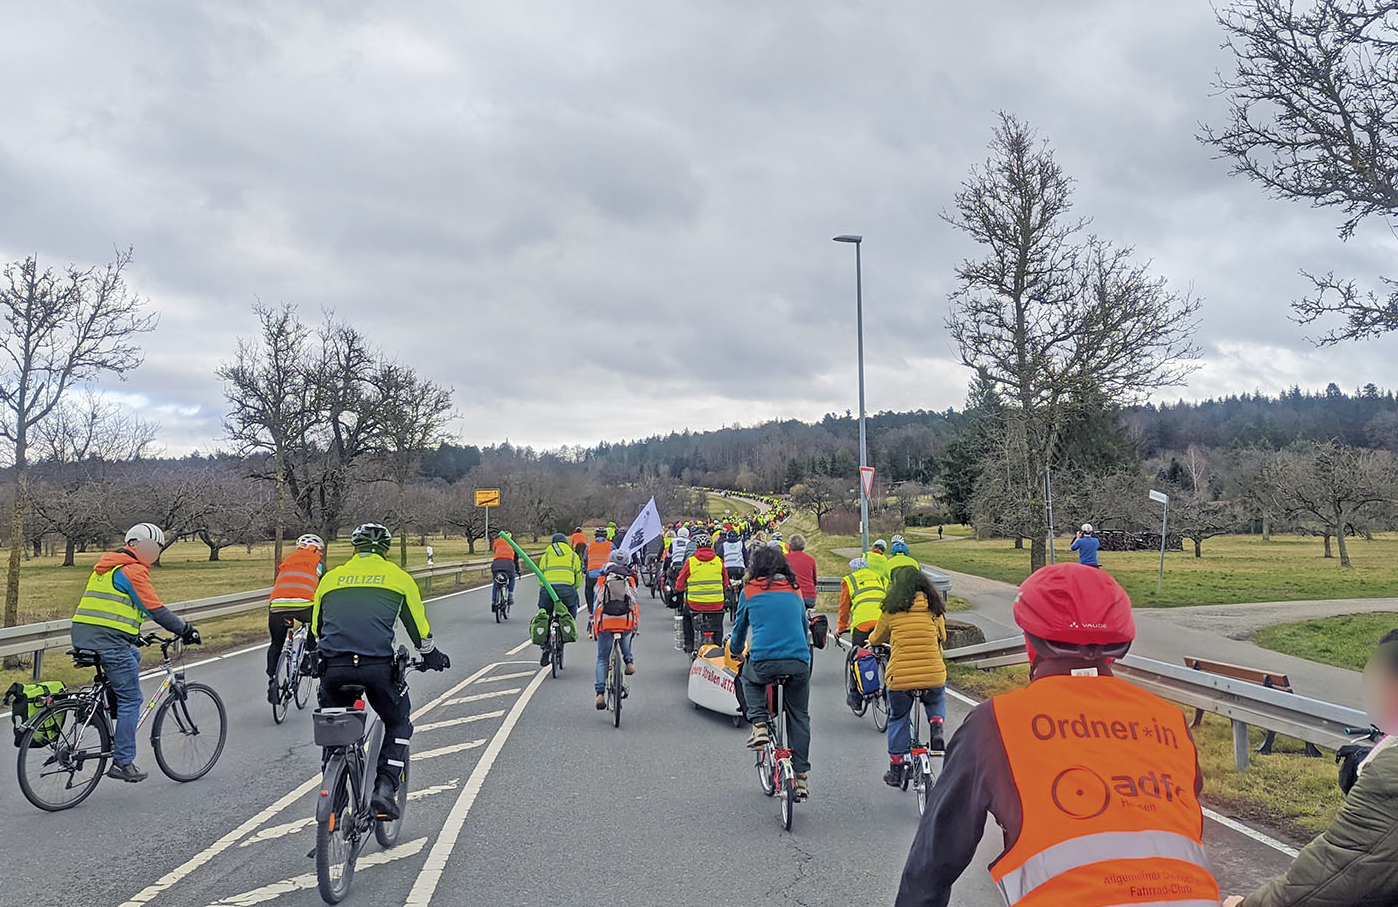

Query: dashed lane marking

[235,781,460,847]
[443,688,521,706]
[206,837,427,906]
[404,667,550,906]
[506,639,534,655]
[415,739,487,762]
[415,711,507,733]
[472,670,536,683]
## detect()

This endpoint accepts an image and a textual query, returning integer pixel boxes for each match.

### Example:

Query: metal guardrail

[0,554,522,679]
[815,567,953,598]
[944,635,1368,771]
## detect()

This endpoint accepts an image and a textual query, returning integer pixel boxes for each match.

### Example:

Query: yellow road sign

[475,489,501,508]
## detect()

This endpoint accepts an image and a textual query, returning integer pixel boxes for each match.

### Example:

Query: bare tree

[197,468,272,562]
[945,114,1201,569]
[1265,440,1398,565]
[444,482,487,553]
[0,250,155,640]
[376,364,453,565]
[889,481,931,528]
[218,303,315,574]
[1205,0,1398,342]
[791,476,842,528]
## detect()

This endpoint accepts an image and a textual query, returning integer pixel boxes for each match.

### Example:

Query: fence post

[1231,719,1251,772]
[31,647,44,681]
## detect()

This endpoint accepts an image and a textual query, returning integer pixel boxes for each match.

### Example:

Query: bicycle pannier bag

[808,614,829,650]
[853,649,881,696]
[5,680,68,748]
[530,609,551,645]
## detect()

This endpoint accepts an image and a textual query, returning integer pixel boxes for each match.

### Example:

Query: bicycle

[16,633,227,812]
[491,570,513,622]
[836,634,890,732]
[603,632,628,728]
[897,689,942,815]
[312,647,424,904]
[754,674,800,831]
[271,618,314,724]
[547,610,565,678]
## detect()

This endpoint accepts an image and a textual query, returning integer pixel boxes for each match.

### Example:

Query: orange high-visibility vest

[989,675,1220,907]
[270,548,322,608]
[492,538,514,561]
[586,540,613,572]
[570,531,587,549]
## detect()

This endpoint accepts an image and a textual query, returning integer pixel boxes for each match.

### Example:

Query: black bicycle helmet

[350,523,392,555]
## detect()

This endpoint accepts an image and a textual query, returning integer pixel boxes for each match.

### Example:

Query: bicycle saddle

[337,684,368,695]
[67,648,101,668]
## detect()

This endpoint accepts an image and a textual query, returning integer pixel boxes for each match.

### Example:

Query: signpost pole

[1158,498,1168,594]
[484,505,489,548]
[1045,463,1056,565]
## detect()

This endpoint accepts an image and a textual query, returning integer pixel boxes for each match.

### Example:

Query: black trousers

[319,659,412,787]
[267,608,316,677]
[683,607,725,653]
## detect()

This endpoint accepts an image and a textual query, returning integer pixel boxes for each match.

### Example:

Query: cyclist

[675,529,729,654]
[894,564,1218,907]
[584,528,613,614]
[729,546,812,800]
[592,550,639,709]
[664,526,691,608]
[489,530,519,608]
[838,556,887,647]
[537,533,582,665]
[785,535,819,611]
[266,533,325,704]
[772,531,788,554]
[313,523,450,820]
[70,523,201,783]
[885,536,919,573]
[570,526,588,562]
[867,538,890,579]
[868,565,948,786]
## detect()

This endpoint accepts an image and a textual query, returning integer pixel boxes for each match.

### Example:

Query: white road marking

[415,739,487,762]
[206,837,427,906]
[404,667,549,906]
[506,639,534,655]
[1202,807,1300,857]
[408,779,460,800]
[945,688,978,707]
[415,711,507,733]
[473,670,535,683]
[443,688,520,706]
[237,817,314,847]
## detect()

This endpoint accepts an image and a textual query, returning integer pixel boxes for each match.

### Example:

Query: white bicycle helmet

[677,527,690,539]
[297,533,325,550]
[125,523,166,565]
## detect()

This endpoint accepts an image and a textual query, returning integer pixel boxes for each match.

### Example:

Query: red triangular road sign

[860,466,875,499]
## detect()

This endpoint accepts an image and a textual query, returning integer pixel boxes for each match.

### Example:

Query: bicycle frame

[316,710,384,825]
[68,646,185,754]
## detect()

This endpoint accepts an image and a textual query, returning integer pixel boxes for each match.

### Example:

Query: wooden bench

[1184,656,1322,764]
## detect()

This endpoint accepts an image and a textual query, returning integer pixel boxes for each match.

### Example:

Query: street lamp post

[833,234,869,554]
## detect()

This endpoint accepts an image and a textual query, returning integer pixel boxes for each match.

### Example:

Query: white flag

[620,497,663,560]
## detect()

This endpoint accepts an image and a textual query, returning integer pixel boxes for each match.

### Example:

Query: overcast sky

[1,1,1394,454]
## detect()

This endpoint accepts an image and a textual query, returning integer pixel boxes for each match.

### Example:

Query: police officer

[895,564,1220,907]
[313,523,451,819]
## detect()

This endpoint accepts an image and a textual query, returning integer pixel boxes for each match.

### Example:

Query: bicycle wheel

[152,682,227,782]
[316,761,357,904]
[17,700,110,812]
[779,761,796,831]
[294,666,313,710]
[272,651,291,725]
[374,758,409,848]
[872,691,889,732]
[610,640,624,729]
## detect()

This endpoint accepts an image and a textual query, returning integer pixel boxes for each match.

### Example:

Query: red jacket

[785,550,819,602]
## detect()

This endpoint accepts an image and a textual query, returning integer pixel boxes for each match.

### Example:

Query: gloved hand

[181,625,202,646]
[422,648,451,672]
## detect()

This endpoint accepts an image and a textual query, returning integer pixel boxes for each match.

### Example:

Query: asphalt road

[0,576,1295,907]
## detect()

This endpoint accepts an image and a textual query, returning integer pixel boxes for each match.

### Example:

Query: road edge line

[404,666,549,906]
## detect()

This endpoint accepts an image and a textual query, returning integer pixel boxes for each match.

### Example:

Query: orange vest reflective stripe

[586,540,612,572]
[684,555,726,610]
[492,538,514,561]
[270,548,321,607]
[989,676,1219,907]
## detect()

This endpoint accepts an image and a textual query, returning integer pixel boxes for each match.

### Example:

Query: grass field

[946,663,1340,837]
[0,536,504,627]
[914,533,1398,608]
[1253,611,1398,672]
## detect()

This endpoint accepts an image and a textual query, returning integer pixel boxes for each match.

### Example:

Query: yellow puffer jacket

[867,592,947,691]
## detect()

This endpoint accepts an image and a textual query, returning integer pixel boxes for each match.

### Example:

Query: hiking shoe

[624,662,636,676]
[746,722,771,749]
[371,776,400,820]
[108,762,147,783]
[267,678,279,705]
[595,694,606,710]
[795,773,809,800]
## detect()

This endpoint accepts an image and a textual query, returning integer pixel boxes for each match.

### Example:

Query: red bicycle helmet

[1013,563,1135,660]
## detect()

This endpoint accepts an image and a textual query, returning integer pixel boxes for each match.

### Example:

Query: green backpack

[4,680,68,748]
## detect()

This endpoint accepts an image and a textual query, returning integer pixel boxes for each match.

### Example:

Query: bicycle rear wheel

[610,639,624,729]
[16,700,110,812]
[152,682,227,782]
[272,652,291,725]
[374,758,409,848]
[316,761,357,903]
